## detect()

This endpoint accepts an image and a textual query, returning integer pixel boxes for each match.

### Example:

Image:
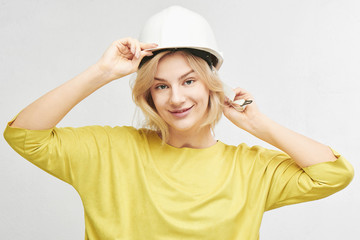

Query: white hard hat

[139,5,223,70]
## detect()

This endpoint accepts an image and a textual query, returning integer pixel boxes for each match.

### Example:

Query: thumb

[139,49,154,59]
[132,50,154,67]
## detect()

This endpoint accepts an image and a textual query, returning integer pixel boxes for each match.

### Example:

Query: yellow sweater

[3,122,354,240]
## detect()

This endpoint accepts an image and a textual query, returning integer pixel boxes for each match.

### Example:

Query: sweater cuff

[3,116,54,156]
[302,147,354,187]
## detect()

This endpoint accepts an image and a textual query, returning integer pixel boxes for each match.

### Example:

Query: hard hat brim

[140,46,223,70]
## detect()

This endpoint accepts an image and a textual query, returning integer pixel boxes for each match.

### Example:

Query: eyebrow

[154,70,195,82]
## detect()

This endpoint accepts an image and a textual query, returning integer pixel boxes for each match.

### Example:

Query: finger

[140,42,158,50]
[121,37,136,55]
[233,105,246,112]
[233,87,253,100]
[117,38,133,54]
[142,50,154,57]
[233,87,248,96]
[130,50,153,69]
[130,39,136,55]
[136,40,143,59]
[129,38,142,59]
[135,50,153,63]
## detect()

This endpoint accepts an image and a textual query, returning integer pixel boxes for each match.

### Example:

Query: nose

[169,86,186,106]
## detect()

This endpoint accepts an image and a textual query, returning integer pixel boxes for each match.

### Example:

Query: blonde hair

[132,50,224,143]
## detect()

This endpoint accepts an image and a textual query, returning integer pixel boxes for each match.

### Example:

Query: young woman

[4,6,354,240]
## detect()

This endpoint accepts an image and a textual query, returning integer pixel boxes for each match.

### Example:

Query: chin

[168,120,203,133]
[163,109,208,133]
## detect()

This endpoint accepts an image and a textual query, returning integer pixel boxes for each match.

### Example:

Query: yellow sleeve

[260,147,354,211]
[3,118,129,186]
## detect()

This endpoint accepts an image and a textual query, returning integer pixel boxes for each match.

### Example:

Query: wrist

[91,63,125,83]
[244,112,274,139]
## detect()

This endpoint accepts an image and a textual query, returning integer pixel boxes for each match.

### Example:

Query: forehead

[155,52,195,78]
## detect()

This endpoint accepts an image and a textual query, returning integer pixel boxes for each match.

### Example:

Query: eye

[184,79,195,86]
[155,84,168,90]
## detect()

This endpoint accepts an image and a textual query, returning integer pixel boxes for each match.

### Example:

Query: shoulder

[52,125,156,144]
[238,143,286,158]
[222,142,275,155]
[102,126,159,148]
[222,142,289,165]
[108,126,155,139]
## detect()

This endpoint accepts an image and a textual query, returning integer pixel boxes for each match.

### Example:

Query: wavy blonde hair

[132,50,224,143]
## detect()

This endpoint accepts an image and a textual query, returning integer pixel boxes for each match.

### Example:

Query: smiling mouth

[170,105,194,113]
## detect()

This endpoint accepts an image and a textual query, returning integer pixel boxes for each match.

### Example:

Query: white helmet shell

[139,5,223,70]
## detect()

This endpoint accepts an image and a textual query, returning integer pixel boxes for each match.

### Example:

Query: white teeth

[173,108,188,113]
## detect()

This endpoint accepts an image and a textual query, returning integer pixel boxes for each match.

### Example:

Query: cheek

[196,87,210,106]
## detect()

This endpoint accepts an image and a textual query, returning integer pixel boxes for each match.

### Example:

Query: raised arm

[11,38,157,130]
[223,87,337,168]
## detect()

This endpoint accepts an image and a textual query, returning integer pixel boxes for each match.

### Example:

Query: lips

[170,106,193,113]
[169,105,193,117]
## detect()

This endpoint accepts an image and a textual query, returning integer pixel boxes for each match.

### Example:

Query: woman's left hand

[223,87,263,133]
[223,87,340,168]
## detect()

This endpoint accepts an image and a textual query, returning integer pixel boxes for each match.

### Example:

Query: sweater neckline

[150,130,224,152]
[144,129,231,199]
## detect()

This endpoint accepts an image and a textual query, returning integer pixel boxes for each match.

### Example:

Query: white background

[1,0,359,239]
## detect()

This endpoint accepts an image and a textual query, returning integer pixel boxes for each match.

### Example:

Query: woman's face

[150,52,210,134]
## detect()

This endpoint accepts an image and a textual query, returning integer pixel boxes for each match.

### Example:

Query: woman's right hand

[95,38,158,82]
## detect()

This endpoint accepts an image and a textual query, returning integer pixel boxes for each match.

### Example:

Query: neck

[166,126,217,149]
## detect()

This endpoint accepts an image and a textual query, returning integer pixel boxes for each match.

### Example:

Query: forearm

[247,113,337,168]
[11,64,114,130]
[10,38,156,130]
